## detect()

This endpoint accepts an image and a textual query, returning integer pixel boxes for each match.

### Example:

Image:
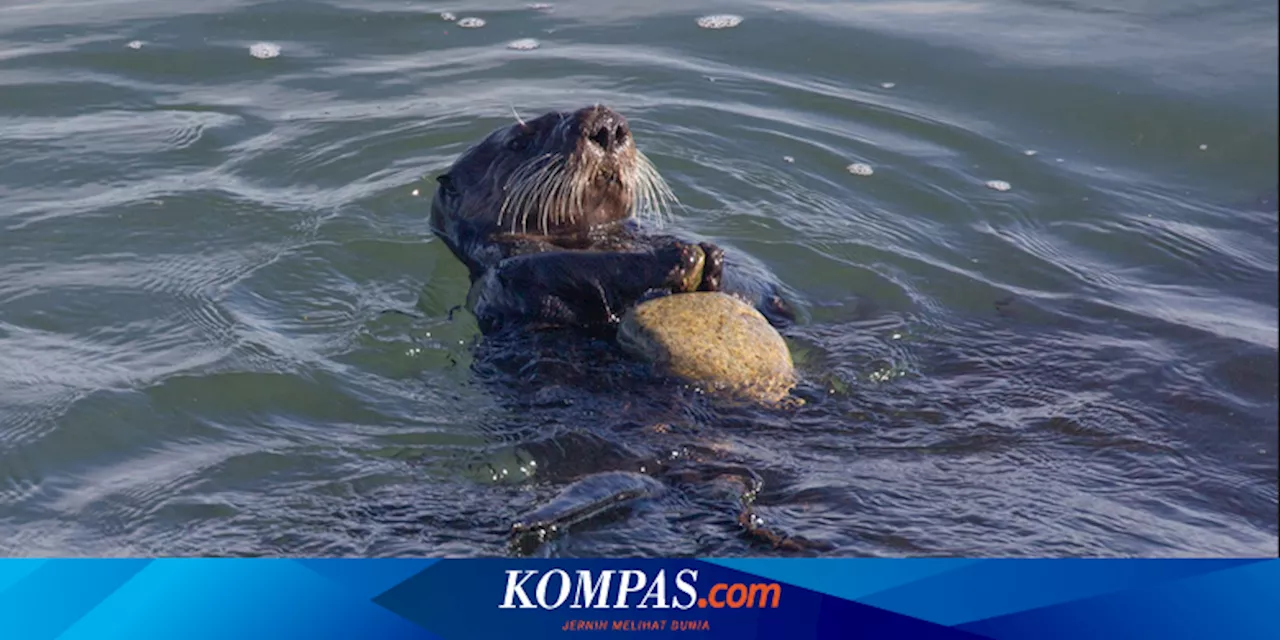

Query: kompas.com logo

[498,568,782,610]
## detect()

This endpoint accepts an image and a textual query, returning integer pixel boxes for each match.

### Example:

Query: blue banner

[1,558,1276,639]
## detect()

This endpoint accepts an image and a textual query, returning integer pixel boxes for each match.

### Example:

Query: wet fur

[428,105,812,553]
[430,105,796,335]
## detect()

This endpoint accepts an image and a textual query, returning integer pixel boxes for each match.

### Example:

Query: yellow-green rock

[618,291,798,405]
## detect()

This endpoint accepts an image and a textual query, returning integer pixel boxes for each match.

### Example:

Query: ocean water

[0,0,1276,557]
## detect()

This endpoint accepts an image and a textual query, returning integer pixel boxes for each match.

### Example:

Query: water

[0,0,1275,558]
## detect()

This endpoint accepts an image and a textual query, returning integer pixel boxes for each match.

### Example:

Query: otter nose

[578,106,630,153]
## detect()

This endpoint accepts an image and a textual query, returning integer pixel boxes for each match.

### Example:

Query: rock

[617,291,798,405]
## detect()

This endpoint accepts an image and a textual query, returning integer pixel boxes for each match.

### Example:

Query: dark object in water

[426,106,815,554]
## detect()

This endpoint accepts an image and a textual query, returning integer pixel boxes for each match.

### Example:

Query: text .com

[499,569,782,610]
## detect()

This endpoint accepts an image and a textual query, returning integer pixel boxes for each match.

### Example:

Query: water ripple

[0,0,1274,557]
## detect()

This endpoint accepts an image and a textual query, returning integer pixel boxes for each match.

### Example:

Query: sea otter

[428,105,821,554]
[430,104,795,334]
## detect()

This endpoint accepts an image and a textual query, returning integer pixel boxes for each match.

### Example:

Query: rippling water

[1,0,1276,557]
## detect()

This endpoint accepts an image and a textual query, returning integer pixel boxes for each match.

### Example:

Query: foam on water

[249,42,280,59]
[507,38,540,51]
[0,0,1273,560]
[697,15,744,29]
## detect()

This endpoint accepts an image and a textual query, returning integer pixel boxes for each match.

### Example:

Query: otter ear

[436,174,454,193]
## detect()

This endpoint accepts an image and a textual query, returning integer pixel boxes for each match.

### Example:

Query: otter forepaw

[657,241,706,293]
[697,242,725,292]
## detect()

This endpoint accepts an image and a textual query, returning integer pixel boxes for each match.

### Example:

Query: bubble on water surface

[783,156,795,163]
[847,163,874,176]
[697,15,743,29]
[880,82,896,89]
[1023,149,1038,156]
[1199,143,1208,151]
[249,42,280,59]
[507,38,540,50]
[458,17,486,28]
[985,179,1012,192]
[126,40,144,50]
[440,12,457,21]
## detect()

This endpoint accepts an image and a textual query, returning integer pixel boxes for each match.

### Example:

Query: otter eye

[436,174,455,194]
[507,132,532,151]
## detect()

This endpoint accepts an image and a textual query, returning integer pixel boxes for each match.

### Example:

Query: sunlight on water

[0,0,1274,559]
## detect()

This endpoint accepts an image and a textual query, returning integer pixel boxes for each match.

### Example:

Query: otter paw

[697,242,725,292]
[658,241,706,293]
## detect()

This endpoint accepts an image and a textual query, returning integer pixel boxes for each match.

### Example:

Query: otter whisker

[564,164,583,227]
[499,154,550,230]
[492,111,682,237]
[500,168,531,230]
[568,156,595,227]
[651,177,680,224]
[503,153,562,234]
[627,165,649,223]
[527,157,569,234]
[516,171,548,234]
[646,160,680,213]
[555,157,578,228]
[528,159,561,232]
[552,162,575,230]
[533,161,567,234]
[632,156,657,215]
[535,167,552,236]
[521,158,562,234]
[633,162,659,222]
[630,151,679,227]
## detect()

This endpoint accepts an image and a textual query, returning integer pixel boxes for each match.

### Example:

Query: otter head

[432,105,675,240]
